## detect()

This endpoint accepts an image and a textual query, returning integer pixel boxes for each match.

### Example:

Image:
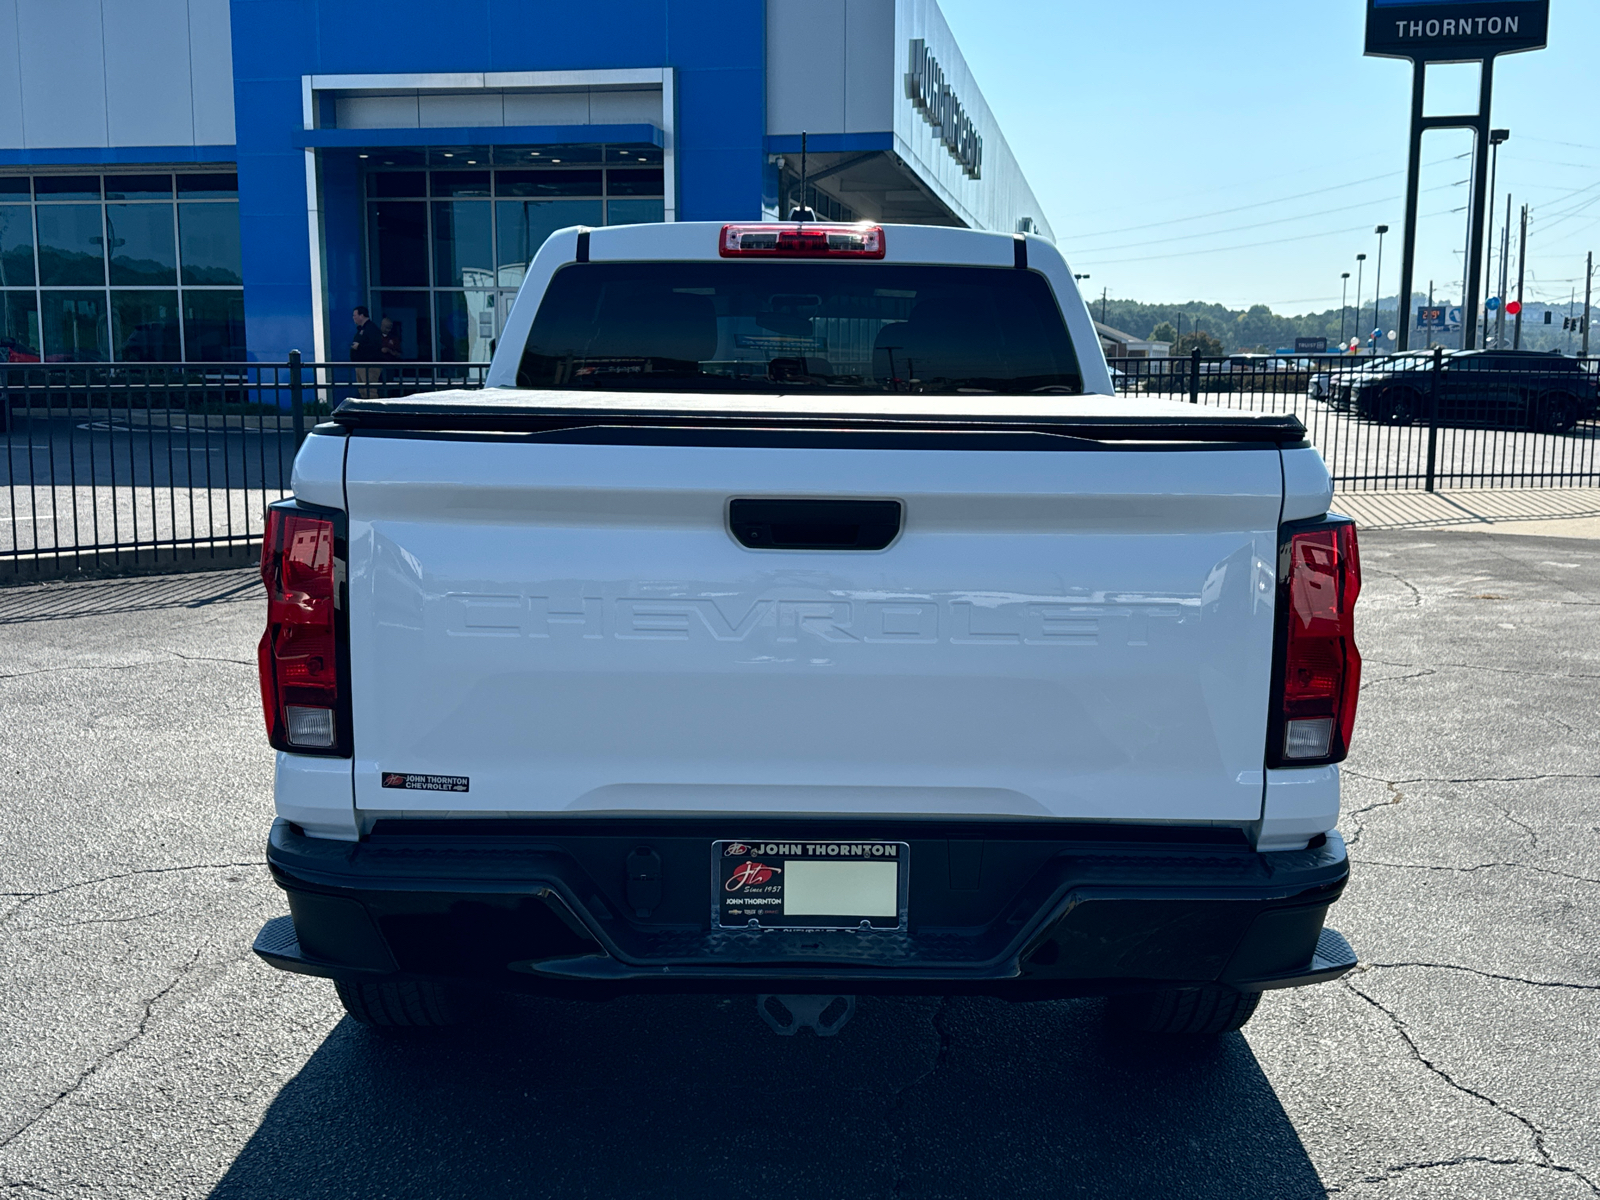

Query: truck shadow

[208,992,1324,1200]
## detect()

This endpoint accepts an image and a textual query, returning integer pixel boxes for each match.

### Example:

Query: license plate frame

[714,839,909,931]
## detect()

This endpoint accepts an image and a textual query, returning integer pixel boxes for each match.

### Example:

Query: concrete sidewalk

[1335,487,1600,539]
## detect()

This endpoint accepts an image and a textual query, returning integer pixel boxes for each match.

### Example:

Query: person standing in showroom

[350,306,382,398]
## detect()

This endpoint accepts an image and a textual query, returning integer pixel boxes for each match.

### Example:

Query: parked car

[0,337,40,364]
[1198,354,1309,393]
[1340,350,1597,433]
[252,220,1361,1039]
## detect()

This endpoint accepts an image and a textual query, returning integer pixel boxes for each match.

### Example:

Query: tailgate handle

[729,499,902,550]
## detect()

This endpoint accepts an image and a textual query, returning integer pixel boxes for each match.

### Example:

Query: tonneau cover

[332,388,1307,443]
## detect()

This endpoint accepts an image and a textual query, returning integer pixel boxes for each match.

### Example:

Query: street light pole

[1339,272,1350,345]
[1372,225,1389,355]
[1482,128,1510,348]
[1354,253,1367,353]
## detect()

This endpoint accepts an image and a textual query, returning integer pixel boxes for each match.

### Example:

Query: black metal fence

[1,355,487,576]
[4,349,1597,576]
[1108,349,1600,491]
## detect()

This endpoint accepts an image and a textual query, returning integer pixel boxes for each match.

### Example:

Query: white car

[252,221,1360,1039]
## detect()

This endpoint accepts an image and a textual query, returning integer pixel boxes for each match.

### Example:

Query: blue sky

[939,0,1599,317]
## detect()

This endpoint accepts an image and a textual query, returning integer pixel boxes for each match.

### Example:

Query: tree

[1176,330,1224,356]
[1149,321,1177,344]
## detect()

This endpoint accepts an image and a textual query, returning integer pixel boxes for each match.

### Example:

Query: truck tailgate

[345,437,1281,824]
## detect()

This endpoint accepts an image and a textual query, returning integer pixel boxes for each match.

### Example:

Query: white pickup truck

[252,220,1361,1038]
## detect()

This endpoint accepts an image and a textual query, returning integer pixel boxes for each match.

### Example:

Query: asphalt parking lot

[2,530,1597,1199]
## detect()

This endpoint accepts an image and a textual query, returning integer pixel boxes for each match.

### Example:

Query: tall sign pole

[1366,0,1548,353]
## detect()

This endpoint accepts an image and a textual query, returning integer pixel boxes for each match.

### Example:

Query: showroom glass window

[364,145,665,362]
[0,172,244,363]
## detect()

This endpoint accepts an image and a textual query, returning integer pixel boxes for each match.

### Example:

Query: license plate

[716,840,907,930]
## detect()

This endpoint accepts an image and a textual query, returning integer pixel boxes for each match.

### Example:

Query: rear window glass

[515,262,1082,395]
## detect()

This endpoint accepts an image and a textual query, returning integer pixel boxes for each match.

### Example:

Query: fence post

[289,350,305,448]
[1189,346,1201,404]
[1424,345,1442,493]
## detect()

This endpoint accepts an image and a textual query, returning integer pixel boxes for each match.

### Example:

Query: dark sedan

[1336,350,1599,433]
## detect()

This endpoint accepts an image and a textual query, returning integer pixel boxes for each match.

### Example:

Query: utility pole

[1101,287,1109,325]
[1495,195,1511,348]
[1583,251,1592,357]
[1513,203,1528,349]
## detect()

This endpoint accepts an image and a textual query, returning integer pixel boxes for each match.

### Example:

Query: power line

[1066,178,1467,255]
[1520,135,1600,153]
[1073,206,1466,267]
[1067,157,1462,241]
[1051,149,1396,222]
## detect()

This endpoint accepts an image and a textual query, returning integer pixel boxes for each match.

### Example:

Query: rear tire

[1107,986,1262,1036]
[1380,388,1420,425]
[334,979,465,1028]
[1536,391,1580,434]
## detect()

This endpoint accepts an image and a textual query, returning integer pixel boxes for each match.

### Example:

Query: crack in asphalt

[1433,661,1600,681]
[1358,858,1600,886]
[1498,806,1542,848]
[1341,779,1405,848]
[1342,769,1585,862]
[1363,961,1600,991]
[1345,1156,1599,1189]
[164,649,253,667]
[0,1180,62,1197]
[1345,770,1600,786]
[0,648,253,682]
[1353,657,1600,682]
[0,863,263,931]
[1367,567,1423,606]
[0,660,162,682]
[10,905,179,934]
[886,996,955,1198]
[1361,667,1438,688]
[1341,979,1600,1196]
[0,948,203,1155]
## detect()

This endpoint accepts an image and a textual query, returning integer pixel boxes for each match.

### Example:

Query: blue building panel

[486,4,669,70]
[226,0,771,360]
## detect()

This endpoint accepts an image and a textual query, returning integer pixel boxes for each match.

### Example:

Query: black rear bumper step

[254,818,1354,998]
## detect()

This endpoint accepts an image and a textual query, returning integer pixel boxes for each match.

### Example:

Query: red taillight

[1274,521,1361,764]
[719,223,886,259]
[258,507,344,753]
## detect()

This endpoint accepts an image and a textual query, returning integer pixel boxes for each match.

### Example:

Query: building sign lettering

[904,39,983,181]
[1365,0,1548,61]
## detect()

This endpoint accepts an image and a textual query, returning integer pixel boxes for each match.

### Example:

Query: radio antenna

[798,131,808,226]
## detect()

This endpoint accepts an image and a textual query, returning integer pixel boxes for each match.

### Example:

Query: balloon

[1387,330,1398,340]
[1486,297,1500,311]
[1506,300,1522,315]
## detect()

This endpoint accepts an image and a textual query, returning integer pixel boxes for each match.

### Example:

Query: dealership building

[0,0,1050,366]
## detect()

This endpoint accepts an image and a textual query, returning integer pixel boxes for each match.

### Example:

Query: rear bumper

[255,817,1355,998]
